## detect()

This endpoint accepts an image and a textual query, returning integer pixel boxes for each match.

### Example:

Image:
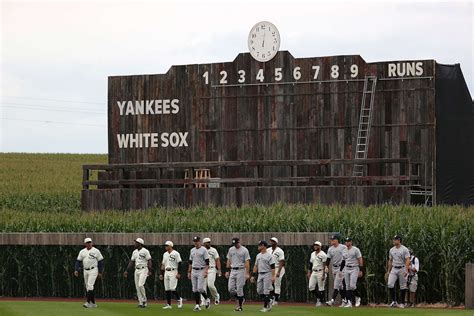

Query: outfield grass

[0,301,471,316]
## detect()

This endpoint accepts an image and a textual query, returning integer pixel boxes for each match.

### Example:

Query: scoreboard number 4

[201,64,359,85]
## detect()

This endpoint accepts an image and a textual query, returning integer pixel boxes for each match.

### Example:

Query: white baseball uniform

[267,246,285,295]
[388,245,410,290]
[327,244,347,290]
[308,250,327,291]
[77,247,103,291]
[206,247,220,300]
[131,247,152,304]
[162,250,182,291]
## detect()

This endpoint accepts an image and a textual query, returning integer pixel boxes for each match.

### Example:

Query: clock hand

[262,31,265,48]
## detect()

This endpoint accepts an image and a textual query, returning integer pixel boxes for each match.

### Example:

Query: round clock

[248,21,280,62]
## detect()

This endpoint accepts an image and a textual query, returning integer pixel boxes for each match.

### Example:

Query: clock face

[248,21,280,62]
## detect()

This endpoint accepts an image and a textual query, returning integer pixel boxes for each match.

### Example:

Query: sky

[1,0,473,153]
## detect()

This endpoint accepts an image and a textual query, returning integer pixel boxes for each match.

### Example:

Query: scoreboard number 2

[202,64,360,85]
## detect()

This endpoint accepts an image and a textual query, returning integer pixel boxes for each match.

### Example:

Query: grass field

[0,301,471,316]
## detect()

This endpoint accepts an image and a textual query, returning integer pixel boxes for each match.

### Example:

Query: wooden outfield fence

[0,232,332,246]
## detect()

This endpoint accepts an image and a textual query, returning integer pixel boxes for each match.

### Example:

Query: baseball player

[188,236,210,311]
[267,237,285,305]
[225,237,251,312]
[407,248,420,307]
[325,234,347,307]
[340,237,363,308]
[385,234,410,308]
[307,241,328,307]
[160,241,183,309]
[74,237,104,308]
[123,238,152,308]
[250,240,276,313]
[201,237,221,305]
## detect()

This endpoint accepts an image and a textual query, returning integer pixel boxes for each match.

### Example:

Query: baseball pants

[164,270,178,291]
[83,268,98,291]
[257,272,273,295]
[308,270,325,291]
[409,274,418,293]
[272,267,285,294]
[343,267,359,290]
[332,268,344,290]
[207,268,219,299]
[228,269,246,297]
[388,267,408,290]
[192,269,206,293]
[134,267,149,304]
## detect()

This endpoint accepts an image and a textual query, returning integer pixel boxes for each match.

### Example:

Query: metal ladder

[353,76,377,176]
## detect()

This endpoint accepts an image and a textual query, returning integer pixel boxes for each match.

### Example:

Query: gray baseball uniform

[190,246,209,293]
[227,246,250,297]
[342,246,362,290]
[388,245,410,290]
[255,251,275,295]
[327,244,347,290]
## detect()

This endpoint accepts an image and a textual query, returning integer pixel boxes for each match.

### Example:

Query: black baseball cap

[232,237,240,245]
[258,240,269,247]
[193,236,201,242]
[393,234,402,241]
[345,237,353,242]
[330,234,340,241]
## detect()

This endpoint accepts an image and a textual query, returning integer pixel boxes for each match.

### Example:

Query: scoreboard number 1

[202,64,360,85]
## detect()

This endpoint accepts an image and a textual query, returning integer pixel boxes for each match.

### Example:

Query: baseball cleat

[82,302,90,308]
[163,304,172,309]
[178,298,183,309]
[234,306,243,312]
[326,299,334,306]
[259,307,269,312]
[315,300,322,307]
[89,303,97,308]
[193,304,201,311]
[272,300,278,306]
[389,301,398,308]
[215,294,220,305]
[355,296,361,307]
[398,303,406,308]
[344,301,353,308]
[205,298,211,309]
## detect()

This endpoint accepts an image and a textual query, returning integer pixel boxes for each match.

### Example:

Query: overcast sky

[1,0,472,153]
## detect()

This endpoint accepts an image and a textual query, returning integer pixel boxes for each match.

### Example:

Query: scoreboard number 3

[202,64,359,85]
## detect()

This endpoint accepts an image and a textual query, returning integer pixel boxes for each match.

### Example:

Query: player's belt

[332,264,340,267]
[394,266,403,269]
[192,267,205,270]
[312,268,323,272]
[165,268,176,271]
[84,267,95,271]
[231,267,244,270]
[346,265,357,268]
[258,271,271,274]
[136,265,146,270]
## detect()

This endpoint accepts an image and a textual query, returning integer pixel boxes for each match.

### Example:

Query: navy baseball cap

[345,237,353,242]
[330,234,340,241]
[193,236,201,242]
[232,237,240,244]
[258,240,269,247]
[393,235,402,241]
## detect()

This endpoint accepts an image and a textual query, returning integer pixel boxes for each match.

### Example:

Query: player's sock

[332,289,339,300]
[400,289,407,304]
[173,291,181,300]
[389,288,396,302]
[264,295,270,308]
[319,291,325,302]
[194,292,201,305]
[238,296,244,307]
[166,291,172,305]
[85,291,90,303]
[274,293,280,301]
[201,292,208,300]
[90,290,95,304]
[270,290,275,300]
[341,289,346,301]
[346,290,353,303]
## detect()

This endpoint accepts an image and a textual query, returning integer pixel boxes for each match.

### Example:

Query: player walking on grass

[188,236,210,311]
[123,238,152,308]
[200,237,221,305]
[160,241,183,309]
[74,237,104,308]
[340,237,363,308]
[307,241,328,307]
[251,240,276,313]
[268,237,285,306]
[325,235,347,307]
[386,234,410,308]
[225,237,251,312]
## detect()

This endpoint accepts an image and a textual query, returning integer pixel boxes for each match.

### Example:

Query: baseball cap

[345,237,352,242]
[164,241,173,247]
[259,240,269,247]
[203,237,211,244]
[84,237,92,243]
[330,234,340,241]
[193,236,201,242]
[314,241,322,246]
[232,237,240,245]
[135,238,145,245]
[393,234,402,240]
[270,237,278,243]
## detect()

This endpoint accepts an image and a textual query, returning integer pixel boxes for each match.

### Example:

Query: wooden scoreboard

[82,22,473,210]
